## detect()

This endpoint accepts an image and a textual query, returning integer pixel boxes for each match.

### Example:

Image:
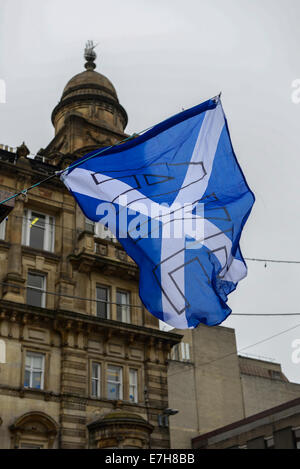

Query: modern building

[0,44,182,449]
[168,325,300,448]
[191,397,300,449]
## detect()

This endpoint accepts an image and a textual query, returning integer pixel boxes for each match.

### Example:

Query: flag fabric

[61,97,255,329]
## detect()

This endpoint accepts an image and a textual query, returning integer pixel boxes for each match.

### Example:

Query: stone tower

[44,41,128,166]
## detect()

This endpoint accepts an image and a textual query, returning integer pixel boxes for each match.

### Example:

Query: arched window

[9,412,58,449]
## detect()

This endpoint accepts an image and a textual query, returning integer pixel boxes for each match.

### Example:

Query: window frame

[181,342,191,361]
[129,368,138,404]
[91,362,101,398]
[96,285,110,319]
[24,351,45,390]
[22,209,55,252]
[116,290,131,324]
[27,272,46,308]
[107,365,123,400]
[0,217,7,241]
[170,344,180,361]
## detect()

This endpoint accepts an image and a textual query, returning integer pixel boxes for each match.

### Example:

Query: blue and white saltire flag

[62,97,255,329]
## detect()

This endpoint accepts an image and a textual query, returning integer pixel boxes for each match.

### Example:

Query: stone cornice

[0,158,65,190]
[0,300,182,346]
[22,245,60,263]
[68,250,139,279]
[0,384,170,412]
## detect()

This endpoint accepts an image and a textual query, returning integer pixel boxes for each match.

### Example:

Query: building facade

[0,46,182,449]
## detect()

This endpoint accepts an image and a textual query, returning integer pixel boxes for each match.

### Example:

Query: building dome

[50,42,128,145]
[61,69,118,103]
[87,410,154,449]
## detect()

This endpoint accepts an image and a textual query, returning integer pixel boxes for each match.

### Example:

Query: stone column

[3,144,31,303]
[55,321,88,449]
[56,207,76,311]
[3,195,26,303]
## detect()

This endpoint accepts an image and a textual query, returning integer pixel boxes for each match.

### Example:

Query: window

[0,217,7,240]
[24,352,45,390]
[91,363,101,398]
[265,436,274,449]
[116,290,130,323]
[129,369,138,403]
[181,342,191,361]
[270,370,282,380]
[95,222,117,242]
[27,273,46,308]
[158,414,169,428]
[22,209,55,252]
[294,428,300,449]
[10,412,57,449]
[170,344,180,361]
[96,286,110,319]
[107,365,123,400]
[170,343,190,362]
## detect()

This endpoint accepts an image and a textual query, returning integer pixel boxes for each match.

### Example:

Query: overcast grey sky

[1,0,300,382]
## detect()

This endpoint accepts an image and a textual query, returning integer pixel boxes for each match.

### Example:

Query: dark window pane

[96,287,108,318]
[97,302,107,319]
[30,226,44,250]
[116,291,122,304]
[92,363,99,379]
[92,380,98,397]
[28,273,43,289]
[27,288,43,307]
[117,305,121,321]
[27,274,44,307]
[29,214,45,250]
[97,287,107,301]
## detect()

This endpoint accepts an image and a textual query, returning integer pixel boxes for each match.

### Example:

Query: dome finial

[84,40,97,71]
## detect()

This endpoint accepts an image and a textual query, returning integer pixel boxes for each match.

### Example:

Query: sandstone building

[0,45,182,449]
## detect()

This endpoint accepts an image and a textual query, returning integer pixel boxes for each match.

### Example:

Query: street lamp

[158,408,179,427]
